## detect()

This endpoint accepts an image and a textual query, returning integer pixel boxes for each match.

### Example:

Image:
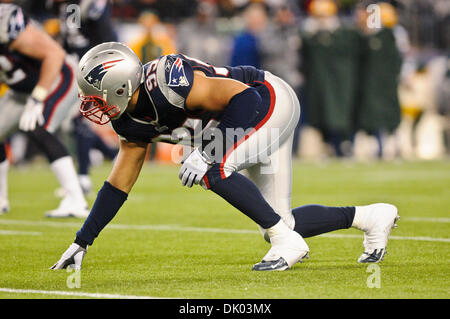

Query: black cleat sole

[252,257,289,271]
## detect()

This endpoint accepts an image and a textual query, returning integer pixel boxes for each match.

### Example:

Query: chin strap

[119,80,135,117]
[127,79,133,98]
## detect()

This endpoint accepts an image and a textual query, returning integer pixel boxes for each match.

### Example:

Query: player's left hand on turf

[19,97,44,131]
[50,243,87,270]
[178,148,210,188]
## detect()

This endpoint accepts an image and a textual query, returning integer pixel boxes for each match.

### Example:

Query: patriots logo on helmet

[168,57,189,87]
[84,59,124,90]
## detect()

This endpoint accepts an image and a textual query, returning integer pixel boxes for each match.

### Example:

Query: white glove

[178,148,211,188]
[50,243,87,270]
[19,97,44,131]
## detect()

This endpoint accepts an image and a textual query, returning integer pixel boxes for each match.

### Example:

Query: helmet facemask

[79,79,134,125]
[79,95,120,125]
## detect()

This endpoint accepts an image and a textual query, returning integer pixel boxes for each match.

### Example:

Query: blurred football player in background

[51,42,399,271]
[0,3,88,217]
[49,0,119,195]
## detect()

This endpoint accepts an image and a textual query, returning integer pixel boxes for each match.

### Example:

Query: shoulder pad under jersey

[0,4,28,44]
[155,54,194,109]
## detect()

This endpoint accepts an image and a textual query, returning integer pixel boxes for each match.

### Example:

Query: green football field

[0,159,449,299]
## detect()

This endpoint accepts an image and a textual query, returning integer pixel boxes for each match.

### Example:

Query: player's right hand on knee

[50,243,87,270]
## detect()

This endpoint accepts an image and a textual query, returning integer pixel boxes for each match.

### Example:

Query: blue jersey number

[145,59,158,92]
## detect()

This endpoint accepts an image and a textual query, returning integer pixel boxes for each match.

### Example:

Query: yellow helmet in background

[308,0,338,18]
[43,18,61,37]
[138,11,160,29]
[379,2,398,28]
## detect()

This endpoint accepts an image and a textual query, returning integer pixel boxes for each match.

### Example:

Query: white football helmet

[77,42,144,124]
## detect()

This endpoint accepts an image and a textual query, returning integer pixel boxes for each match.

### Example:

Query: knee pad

[204,161,238,189]
[203,163,223,189]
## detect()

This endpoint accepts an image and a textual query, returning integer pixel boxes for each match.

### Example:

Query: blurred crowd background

[3,0,450,164]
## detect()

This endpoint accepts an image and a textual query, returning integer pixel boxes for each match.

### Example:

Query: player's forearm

[75,141,147,247]
[10,24,66,95]
[75,181,128,247]
[74,166,143,248]
[106,142,148,193]
[35,49,65,93]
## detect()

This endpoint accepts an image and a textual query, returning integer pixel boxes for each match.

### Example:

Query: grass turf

[0,159,449,299]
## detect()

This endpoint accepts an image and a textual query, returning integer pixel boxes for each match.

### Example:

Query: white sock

[50,156,86,205]
[266,219,290,238]
[352,205,370,231]
[0,159,8,200]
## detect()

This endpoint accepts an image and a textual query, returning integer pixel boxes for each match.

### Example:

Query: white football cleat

[352,203,399,263]
[253,220,309,271]
[53,187,66,198]
[0,197,9,215]
[78,175,93,195]
[45,196,89,219]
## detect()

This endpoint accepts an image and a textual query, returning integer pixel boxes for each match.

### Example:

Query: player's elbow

[46,45,66,64]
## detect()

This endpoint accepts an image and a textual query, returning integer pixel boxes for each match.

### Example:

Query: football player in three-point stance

[0,4,88,218]
[51,42,399,271]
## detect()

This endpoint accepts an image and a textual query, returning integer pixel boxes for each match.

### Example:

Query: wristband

[31,85,49,102]
[76,181,128,246]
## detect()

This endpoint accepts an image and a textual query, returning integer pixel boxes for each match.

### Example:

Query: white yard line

[319,233,450,243]
[0,287,168,299]
[0,219,257,234]
[0,229,42,236]
[0,219,83,228]
[0,218,448,243]
[404,217,450,223]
